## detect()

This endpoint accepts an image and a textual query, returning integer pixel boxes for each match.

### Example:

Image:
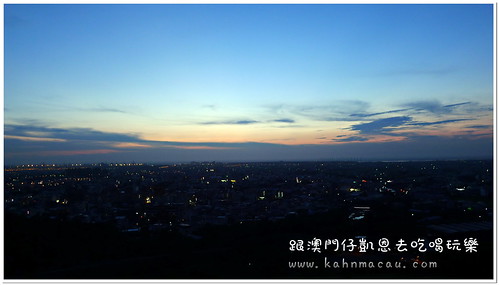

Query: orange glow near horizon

[113,142,153,148]
[140,122,351,146]
[32,116,491,153]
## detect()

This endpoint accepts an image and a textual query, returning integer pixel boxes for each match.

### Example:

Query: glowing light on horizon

[113,142,153,148]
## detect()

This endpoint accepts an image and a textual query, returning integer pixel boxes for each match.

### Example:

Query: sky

[4,4,494,164]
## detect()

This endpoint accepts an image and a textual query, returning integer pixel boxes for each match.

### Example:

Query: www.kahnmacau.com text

[289,258,438,270]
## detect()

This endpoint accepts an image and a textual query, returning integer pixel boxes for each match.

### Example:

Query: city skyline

[4,4,494,164]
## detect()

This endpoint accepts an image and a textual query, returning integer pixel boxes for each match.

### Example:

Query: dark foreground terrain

[5,205,493,279]
[4,160,494,279]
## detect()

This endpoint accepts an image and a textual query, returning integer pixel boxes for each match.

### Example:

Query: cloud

[4,122,493,165]
[402,100,445,113]
[229,120,259,125]
[5,124,142,142]
[409,119,471,126]
[86,107,128,113]
[266,100,481,123]
[401,100,472,115]
[202,104,217,110]
[443,102,472,108]
[466,125,492,129]
[4,124,287,163]
[350,116,412,135]
[333,136,370,142]
[113,142,153,148]
[199,117,296,125]
[272,118,295,123]
[345,114,477,139]
[277,100,486,123]
[268,100,371,122]
[350,108,412,118]
[7,118,49,127]
[200,120,260,125]
[4,135,67,142]
[37,149,122,156]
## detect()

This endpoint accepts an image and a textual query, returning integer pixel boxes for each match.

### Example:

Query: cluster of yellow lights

[55,199,69,205]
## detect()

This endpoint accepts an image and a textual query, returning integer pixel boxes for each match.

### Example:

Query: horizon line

[4,157,494,168]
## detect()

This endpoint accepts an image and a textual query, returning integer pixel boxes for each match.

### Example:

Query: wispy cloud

[4,121,493,163]
[466,125,492,129]
[350,108,411,118]
[21,99,132,115]
[409,119,471,126]
[200,120,260,125]
[266,100,371,122]
[443,102,472,108]
[272,118,295,123]
[113,142,153,148]
[37,149,122,156]
[265,100,482,123]
[5,124,142,142]
[202,104,217,110]
[347,115,478,137]
[200,118,296,125]
[4,124,285,160]
[350,116,412,135]
[4,135,67,142]
[85,107,129,113]
[333,136,370,142]
[401,100,471,115]
[7,118,49,127]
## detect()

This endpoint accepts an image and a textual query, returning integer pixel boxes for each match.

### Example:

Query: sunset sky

[4,4,494,164]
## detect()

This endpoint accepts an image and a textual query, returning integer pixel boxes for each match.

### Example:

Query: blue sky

[4,4,494,164]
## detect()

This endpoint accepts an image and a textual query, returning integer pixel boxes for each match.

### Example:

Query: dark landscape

[4,160,494,279]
